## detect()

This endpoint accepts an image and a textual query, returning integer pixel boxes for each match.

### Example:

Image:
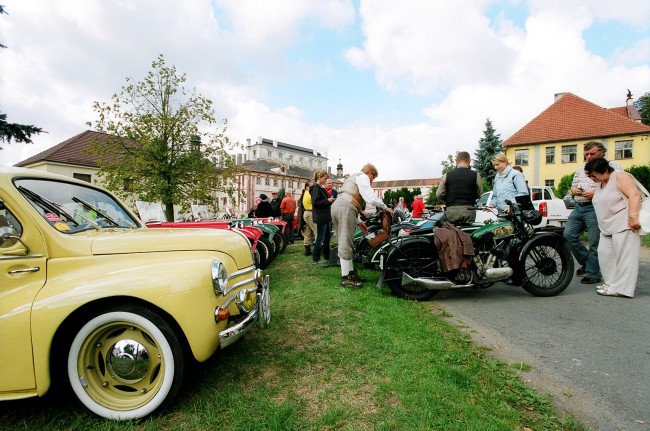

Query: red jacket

[280,195,297,215]
[411,198,425,218]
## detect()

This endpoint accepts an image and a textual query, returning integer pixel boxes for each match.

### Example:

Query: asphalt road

[430,246,650,431]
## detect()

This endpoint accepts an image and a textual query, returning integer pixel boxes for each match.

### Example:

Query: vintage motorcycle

[377,195,574,301]
[353,209,417,267]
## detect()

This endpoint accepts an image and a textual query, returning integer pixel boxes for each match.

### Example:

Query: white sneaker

[596,284,609,293]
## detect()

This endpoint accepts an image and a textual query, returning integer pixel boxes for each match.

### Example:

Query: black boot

[348,270,367,283]
[304,245,311,256]
[340,275,364,288]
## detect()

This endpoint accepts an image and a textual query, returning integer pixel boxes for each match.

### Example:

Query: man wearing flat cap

[255,193,274,218]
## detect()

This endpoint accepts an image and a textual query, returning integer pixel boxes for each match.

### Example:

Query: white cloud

[347,0,515,95]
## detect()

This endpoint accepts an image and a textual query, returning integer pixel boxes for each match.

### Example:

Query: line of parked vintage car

[0,166,275,420]
[1,165,574,421]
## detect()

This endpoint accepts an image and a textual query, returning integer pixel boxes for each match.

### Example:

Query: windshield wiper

[18,186,81,226]
[72,197,136,228]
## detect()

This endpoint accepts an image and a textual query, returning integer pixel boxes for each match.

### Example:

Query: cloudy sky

[1,0,649,180]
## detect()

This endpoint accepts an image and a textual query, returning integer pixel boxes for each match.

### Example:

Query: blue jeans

[282,213,295,242]
[563,203,601,278]
[313,222,331,262]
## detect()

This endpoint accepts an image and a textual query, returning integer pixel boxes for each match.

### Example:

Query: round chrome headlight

[212,261,227,295]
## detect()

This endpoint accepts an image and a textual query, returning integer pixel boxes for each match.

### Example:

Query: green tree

[383,187,420,209]
[0,6,45,149]
[426,186,443,206]
[626,164,650,193]
[441,154,456,174]
[473,118,504,187]
[87,55,242,221]
[556,173,574,198]
[0,113,45,149]
[635,91,650,126]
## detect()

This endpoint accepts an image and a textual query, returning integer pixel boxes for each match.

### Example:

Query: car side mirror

[0,226,30,255]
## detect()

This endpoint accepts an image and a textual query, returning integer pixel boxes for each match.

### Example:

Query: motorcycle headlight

[212,261,228,295]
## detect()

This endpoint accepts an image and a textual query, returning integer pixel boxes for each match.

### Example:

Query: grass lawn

[1,243,587,431]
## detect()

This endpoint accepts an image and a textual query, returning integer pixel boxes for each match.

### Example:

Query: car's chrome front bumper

[218,274,270,348]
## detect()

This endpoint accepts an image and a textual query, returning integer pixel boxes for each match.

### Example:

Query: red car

[145,221,274,269]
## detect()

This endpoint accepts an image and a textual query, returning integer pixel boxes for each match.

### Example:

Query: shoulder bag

[619,174,650,236]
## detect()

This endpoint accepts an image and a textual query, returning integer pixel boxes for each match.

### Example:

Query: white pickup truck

[475,185,573,228]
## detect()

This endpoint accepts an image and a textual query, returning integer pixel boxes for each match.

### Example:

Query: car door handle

[8,267,41,274]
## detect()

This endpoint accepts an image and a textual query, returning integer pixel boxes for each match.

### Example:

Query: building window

[265,178,270,186]
[545,147,555,164]
[514,149,529,166]
[545,179,555,188]
[273,179,278,187]
[561,145,577,163]
[267,149,272,158]
[614,140,633,159]
[256,177,261,185]
[73,173,91,183]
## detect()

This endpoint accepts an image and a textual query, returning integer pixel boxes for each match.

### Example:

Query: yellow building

[503,92,650,189]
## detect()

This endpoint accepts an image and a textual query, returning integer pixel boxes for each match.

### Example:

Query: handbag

[620,174,650,236]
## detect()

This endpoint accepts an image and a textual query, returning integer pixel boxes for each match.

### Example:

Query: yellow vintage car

[0,166,270,420]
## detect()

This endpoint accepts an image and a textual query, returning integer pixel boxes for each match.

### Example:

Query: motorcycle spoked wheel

[520,237,574,296]
[355,238,374,269]
[385,241,439,301]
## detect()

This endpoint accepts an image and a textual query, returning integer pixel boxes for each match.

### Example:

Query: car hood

[90,227,247,255]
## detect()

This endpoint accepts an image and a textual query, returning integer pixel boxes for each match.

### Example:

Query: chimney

[626,89,634,106]
[246,138,251,146]
[554,92,566,102]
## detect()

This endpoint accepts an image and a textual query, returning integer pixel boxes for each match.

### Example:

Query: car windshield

[476,192,490,206]
[15,178,140,233]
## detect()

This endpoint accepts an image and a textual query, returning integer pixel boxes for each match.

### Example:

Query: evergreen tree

[0,113,45,149]
[473,118,504,187]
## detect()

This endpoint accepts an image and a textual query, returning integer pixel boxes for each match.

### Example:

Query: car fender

[30,251,247,395]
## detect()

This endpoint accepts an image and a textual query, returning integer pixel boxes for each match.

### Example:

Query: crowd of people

[247,146,643,296]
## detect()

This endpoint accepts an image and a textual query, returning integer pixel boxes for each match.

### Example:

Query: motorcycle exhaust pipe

[401,273,472,290]
[484,267,513,279]
[401,266,514,290]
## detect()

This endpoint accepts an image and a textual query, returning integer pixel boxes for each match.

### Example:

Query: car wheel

[67,305,185,420]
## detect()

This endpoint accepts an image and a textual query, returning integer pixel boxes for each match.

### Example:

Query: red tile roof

[608,104,642,121]
[504,93,650,147]
[15,130,109,168]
